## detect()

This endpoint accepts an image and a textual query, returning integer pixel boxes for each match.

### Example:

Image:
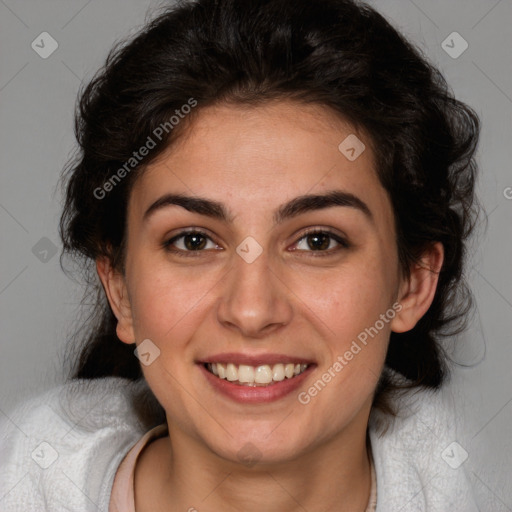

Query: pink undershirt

[109,425,377,512]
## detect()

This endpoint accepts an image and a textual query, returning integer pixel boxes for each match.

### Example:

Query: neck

[134,412,373,512]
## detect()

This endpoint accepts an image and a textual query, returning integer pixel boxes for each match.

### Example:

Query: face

[102,101,421,464]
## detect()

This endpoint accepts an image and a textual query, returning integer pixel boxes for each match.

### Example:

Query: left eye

[293,231,347,252]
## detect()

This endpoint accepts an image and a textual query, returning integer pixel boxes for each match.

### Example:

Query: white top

[0,376,480,511]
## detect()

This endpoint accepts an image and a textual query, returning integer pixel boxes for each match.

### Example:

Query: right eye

[163,230,222,254]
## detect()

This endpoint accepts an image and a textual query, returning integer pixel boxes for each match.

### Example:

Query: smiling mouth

[204,362,310,387]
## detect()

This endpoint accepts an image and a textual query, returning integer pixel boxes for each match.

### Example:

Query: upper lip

[198,352,315,366]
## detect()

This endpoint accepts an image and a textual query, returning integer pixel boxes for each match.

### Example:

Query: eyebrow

[143,190,372,224]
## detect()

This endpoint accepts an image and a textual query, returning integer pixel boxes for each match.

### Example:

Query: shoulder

[0,377,161,512]
[369,384,479,512]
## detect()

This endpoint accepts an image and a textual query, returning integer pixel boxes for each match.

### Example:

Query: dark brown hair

[60,0,480,415]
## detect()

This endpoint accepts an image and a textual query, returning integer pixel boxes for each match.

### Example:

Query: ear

[390,242,444,333]
[96,257,136,345]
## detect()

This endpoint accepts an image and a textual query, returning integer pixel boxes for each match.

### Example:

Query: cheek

[126,259,220,343]
[289,254,396,404]
[292,257,397,341]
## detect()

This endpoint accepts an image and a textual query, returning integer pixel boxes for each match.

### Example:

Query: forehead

[129,101,392,227]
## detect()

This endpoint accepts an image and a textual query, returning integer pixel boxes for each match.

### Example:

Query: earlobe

[390,242,444,334]
[96,257,136,345]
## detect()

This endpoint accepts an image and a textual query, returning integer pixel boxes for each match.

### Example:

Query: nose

[216,248,293,339]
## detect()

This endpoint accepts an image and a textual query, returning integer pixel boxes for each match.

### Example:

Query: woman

[0,0,481,510]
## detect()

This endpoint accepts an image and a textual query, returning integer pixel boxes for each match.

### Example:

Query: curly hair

[59,0,480,416]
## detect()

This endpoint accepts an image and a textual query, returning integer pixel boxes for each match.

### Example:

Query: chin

[202,425,314,466]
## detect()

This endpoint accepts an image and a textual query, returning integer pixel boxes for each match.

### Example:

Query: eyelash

[162,228,350,257]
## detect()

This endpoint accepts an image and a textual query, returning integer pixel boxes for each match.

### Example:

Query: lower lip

[199,364,315,403]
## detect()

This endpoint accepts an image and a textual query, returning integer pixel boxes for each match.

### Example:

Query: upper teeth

[207,363,308,385]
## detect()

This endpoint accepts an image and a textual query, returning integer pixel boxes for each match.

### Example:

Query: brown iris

[306,233,330,250]
[183,233,208,250]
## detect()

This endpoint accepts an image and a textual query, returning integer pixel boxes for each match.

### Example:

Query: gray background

[1,0,511,508]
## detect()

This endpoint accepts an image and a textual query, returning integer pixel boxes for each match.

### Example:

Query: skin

[97,101,443,512]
